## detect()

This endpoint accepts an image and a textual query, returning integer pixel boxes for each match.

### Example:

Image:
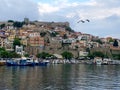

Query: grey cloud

[0,0,39,21]
[0,0,120,38]
[105,15,120,22]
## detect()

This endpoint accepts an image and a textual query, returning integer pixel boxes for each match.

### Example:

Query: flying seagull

[86,19,90,22]
[77,20,85,23]
[77,19,90,23]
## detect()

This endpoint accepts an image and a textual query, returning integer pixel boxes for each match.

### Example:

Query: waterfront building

[28,32,44,47]
[15,45,24,55]
[5,39,13,51]
[79,51,88,57]
[0,35,7,48]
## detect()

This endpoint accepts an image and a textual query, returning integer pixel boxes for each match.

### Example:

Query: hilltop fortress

[0,18,120,59]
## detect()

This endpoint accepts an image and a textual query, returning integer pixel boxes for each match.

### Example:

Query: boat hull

[6,59,35,66]
[36,62,48,66]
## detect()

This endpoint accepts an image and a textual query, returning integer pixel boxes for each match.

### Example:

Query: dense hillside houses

[0,18,120,59]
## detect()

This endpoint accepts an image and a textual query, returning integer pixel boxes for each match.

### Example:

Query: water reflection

[0,65,120,90]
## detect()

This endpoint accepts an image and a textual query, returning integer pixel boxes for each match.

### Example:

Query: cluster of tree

[65,26,74,32]
[109,38,114,43]
[92,39,103,44]
[36,51,74,60]
[13,21,24,28]
[24,53,29,58]
[0,23,5,29]
[88,51,105,59]
[62,34,68,39]
[0,47,21,58]
[50,32,58,37]
[36,52,53,59]
[112,54,120,60]
[8,20,14,23]
[61,51,73,60]
[13,38,21,50]
[95,39,103,44]
[40,32,46,37]
[0,20,25,29]
[113,39,118,47]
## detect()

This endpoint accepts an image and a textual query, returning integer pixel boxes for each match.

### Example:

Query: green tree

[75,45,78,50]
[8,20,14,23]
[13,38,21,50]
[109,38,114,42]
[0,47,6,57]
[46,38,50,43]
[112,54,120,60]
[0,51,9,58]
[36,52,52,59]
[118,54,120,60]
[24,53,29,57]
[40,32,46,37]
[92,51,104,58]
[61,51,73,60]
[113,39,118,47]
[0,47,5,52]
[96,39,103,44]
[0,23,5,29]
[0,48,21,58]
[86,48,90,53]
[65,26,74,32]
[13,21,23,28]
[10,52,21,58]
[63,34,68,39]
[87,53,94,59]
[50,32,58,37]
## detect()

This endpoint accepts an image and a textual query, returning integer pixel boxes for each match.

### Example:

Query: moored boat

[37,62,48,66]
[36,59,49,66]
[6,58,35,66]
[102,58,111,65]
[94,57,102,65]
[6,59,18,66]
[0,59,6,66]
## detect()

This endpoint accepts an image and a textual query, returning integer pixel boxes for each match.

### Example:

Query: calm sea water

[0,64,120,90]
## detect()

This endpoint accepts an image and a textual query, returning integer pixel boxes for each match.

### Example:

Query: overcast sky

[0,0,120,39]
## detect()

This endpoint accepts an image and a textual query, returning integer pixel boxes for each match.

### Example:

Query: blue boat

[6,59,35,66]
[34,59,49,66]
[6,59,18,66]
[37,62,48,66]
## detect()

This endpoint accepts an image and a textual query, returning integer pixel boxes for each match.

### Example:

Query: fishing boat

[94,57,102,65]
[0,59,6,66]
[102,58,111,65]
[6,59,18,66]
[37,62,48,66]
[6,58,35,66]
[36,59,49,66]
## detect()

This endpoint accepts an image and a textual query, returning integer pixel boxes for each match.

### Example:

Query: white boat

[94,57,102,65]
[0,59,6,66]
[102,58,111,65]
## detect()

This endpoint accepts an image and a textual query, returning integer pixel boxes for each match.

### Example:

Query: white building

[15,45,24,56]
[79,51,88,57]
